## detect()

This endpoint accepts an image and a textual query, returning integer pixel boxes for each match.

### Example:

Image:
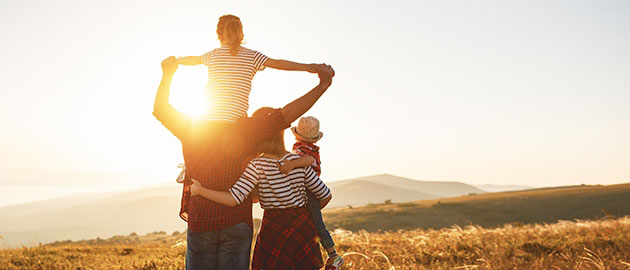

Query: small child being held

[279,116,344,270]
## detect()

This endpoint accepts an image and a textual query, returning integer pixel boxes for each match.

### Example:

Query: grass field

[323,183,630,232]
[1,216,629,269]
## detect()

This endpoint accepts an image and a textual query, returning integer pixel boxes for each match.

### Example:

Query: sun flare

[171,93,208,118]
[169,67,209,118]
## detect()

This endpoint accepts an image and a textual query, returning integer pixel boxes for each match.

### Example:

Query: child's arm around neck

[279,155,316,174]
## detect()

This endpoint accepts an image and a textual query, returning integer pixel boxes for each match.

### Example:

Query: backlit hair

[217,15,244,56]
[252,107,286,155]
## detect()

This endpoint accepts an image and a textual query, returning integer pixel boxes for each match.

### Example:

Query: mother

[190,107,332,270]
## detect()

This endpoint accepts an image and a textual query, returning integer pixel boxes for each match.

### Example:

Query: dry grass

[1,217,629,269]
[333,216,630,269]
[0,243,185,270]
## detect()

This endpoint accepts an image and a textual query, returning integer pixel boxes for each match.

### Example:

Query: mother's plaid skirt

[252,207,324,270]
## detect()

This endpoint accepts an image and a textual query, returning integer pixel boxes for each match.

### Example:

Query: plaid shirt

[293,142,321,176]
[154,104,289,232]
[252,208,323,269]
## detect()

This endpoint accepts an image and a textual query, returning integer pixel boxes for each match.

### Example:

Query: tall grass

[333,216,630,269]
[1,217,629,269]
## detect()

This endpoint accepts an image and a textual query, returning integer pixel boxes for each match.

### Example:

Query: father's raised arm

[153,56,190,140]
[154,56,178,112]
[279,65,334,124]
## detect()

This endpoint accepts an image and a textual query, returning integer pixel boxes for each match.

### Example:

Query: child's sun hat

[291,116,323,143]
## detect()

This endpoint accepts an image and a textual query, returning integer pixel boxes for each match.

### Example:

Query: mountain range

[0,174,521,248]
[326,174,485,207]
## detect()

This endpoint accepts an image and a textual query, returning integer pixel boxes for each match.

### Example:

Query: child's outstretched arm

[176,56,202,66]
[190,179,239,207]
[279,155,316,174]
[264,59,322,73]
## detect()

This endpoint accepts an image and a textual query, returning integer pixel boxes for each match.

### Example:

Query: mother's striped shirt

[229,153,331,209]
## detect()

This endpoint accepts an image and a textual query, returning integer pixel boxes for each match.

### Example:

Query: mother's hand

[190,178,202,196]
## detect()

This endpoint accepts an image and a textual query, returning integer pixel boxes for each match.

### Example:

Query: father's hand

[161,56,178,74]
[318,64,334,87]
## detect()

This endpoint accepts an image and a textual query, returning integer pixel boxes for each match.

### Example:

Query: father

[153,56,334,269]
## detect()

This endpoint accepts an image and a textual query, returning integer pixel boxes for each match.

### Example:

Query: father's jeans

[306,190,335,249]
[185,222,253,270]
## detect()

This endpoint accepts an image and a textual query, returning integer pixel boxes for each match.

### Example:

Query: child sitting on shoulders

[176,14,322,122]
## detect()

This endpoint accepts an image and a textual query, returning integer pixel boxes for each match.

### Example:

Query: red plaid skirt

[252,207,323,270]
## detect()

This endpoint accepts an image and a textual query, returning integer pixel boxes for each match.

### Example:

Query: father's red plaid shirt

[154,105,289,232]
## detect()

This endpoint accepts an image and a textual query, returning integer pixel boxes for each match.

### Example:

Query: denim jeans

[185,222,253,270]
[306,191,335,249]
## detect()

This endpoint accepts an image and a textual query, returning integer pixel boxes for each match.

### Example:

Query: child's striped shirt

[201,46,268,122]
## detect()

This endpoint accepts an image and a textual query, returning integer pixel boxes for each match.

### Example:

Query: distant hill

[4,175,621,248]
[323,183,630,232]
[475,184,534,193]
[0,185,187,248]
[328,174,485,207]
[0,174,488,247]
[326,180,438,208]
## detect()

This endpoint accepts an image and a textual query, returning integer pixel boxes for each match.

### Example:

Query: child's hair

[252,107,286,155]
[217,15,244,56]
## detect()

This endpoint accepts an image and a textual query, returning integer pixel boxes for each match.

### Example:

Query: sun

[170,89,208,118]
[169,67,209,118]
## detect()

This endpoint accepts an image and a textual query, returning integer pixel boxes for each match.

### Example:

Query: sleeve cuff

[229,189,243,205]
[202,52,211,66]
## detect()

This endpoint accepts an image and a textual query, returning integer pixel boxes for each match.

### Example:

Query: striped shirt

[201,46,268,122]
[229,153,331,209]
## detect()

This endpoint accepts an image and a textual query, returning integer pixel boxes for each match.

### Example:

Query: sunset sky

[1,0,628,206]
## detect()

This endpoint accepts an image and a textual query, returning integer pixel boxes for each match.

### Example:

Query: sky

[0,0,629,206]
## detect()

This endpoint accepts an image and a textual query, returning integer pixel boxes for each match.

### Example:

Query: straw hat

[291,116,323,143]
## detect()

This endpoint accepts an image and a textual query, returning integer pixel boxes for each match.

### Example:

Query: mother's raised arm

[279,64,334,124]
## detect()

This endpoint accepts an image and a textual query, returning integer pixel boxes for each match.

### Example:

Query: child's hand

[161,56,178,74]
[190,178,202,196]
[318,64,334,83]
[309,63,328,73]
[306,63,323,73]
[279,160,297,174]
